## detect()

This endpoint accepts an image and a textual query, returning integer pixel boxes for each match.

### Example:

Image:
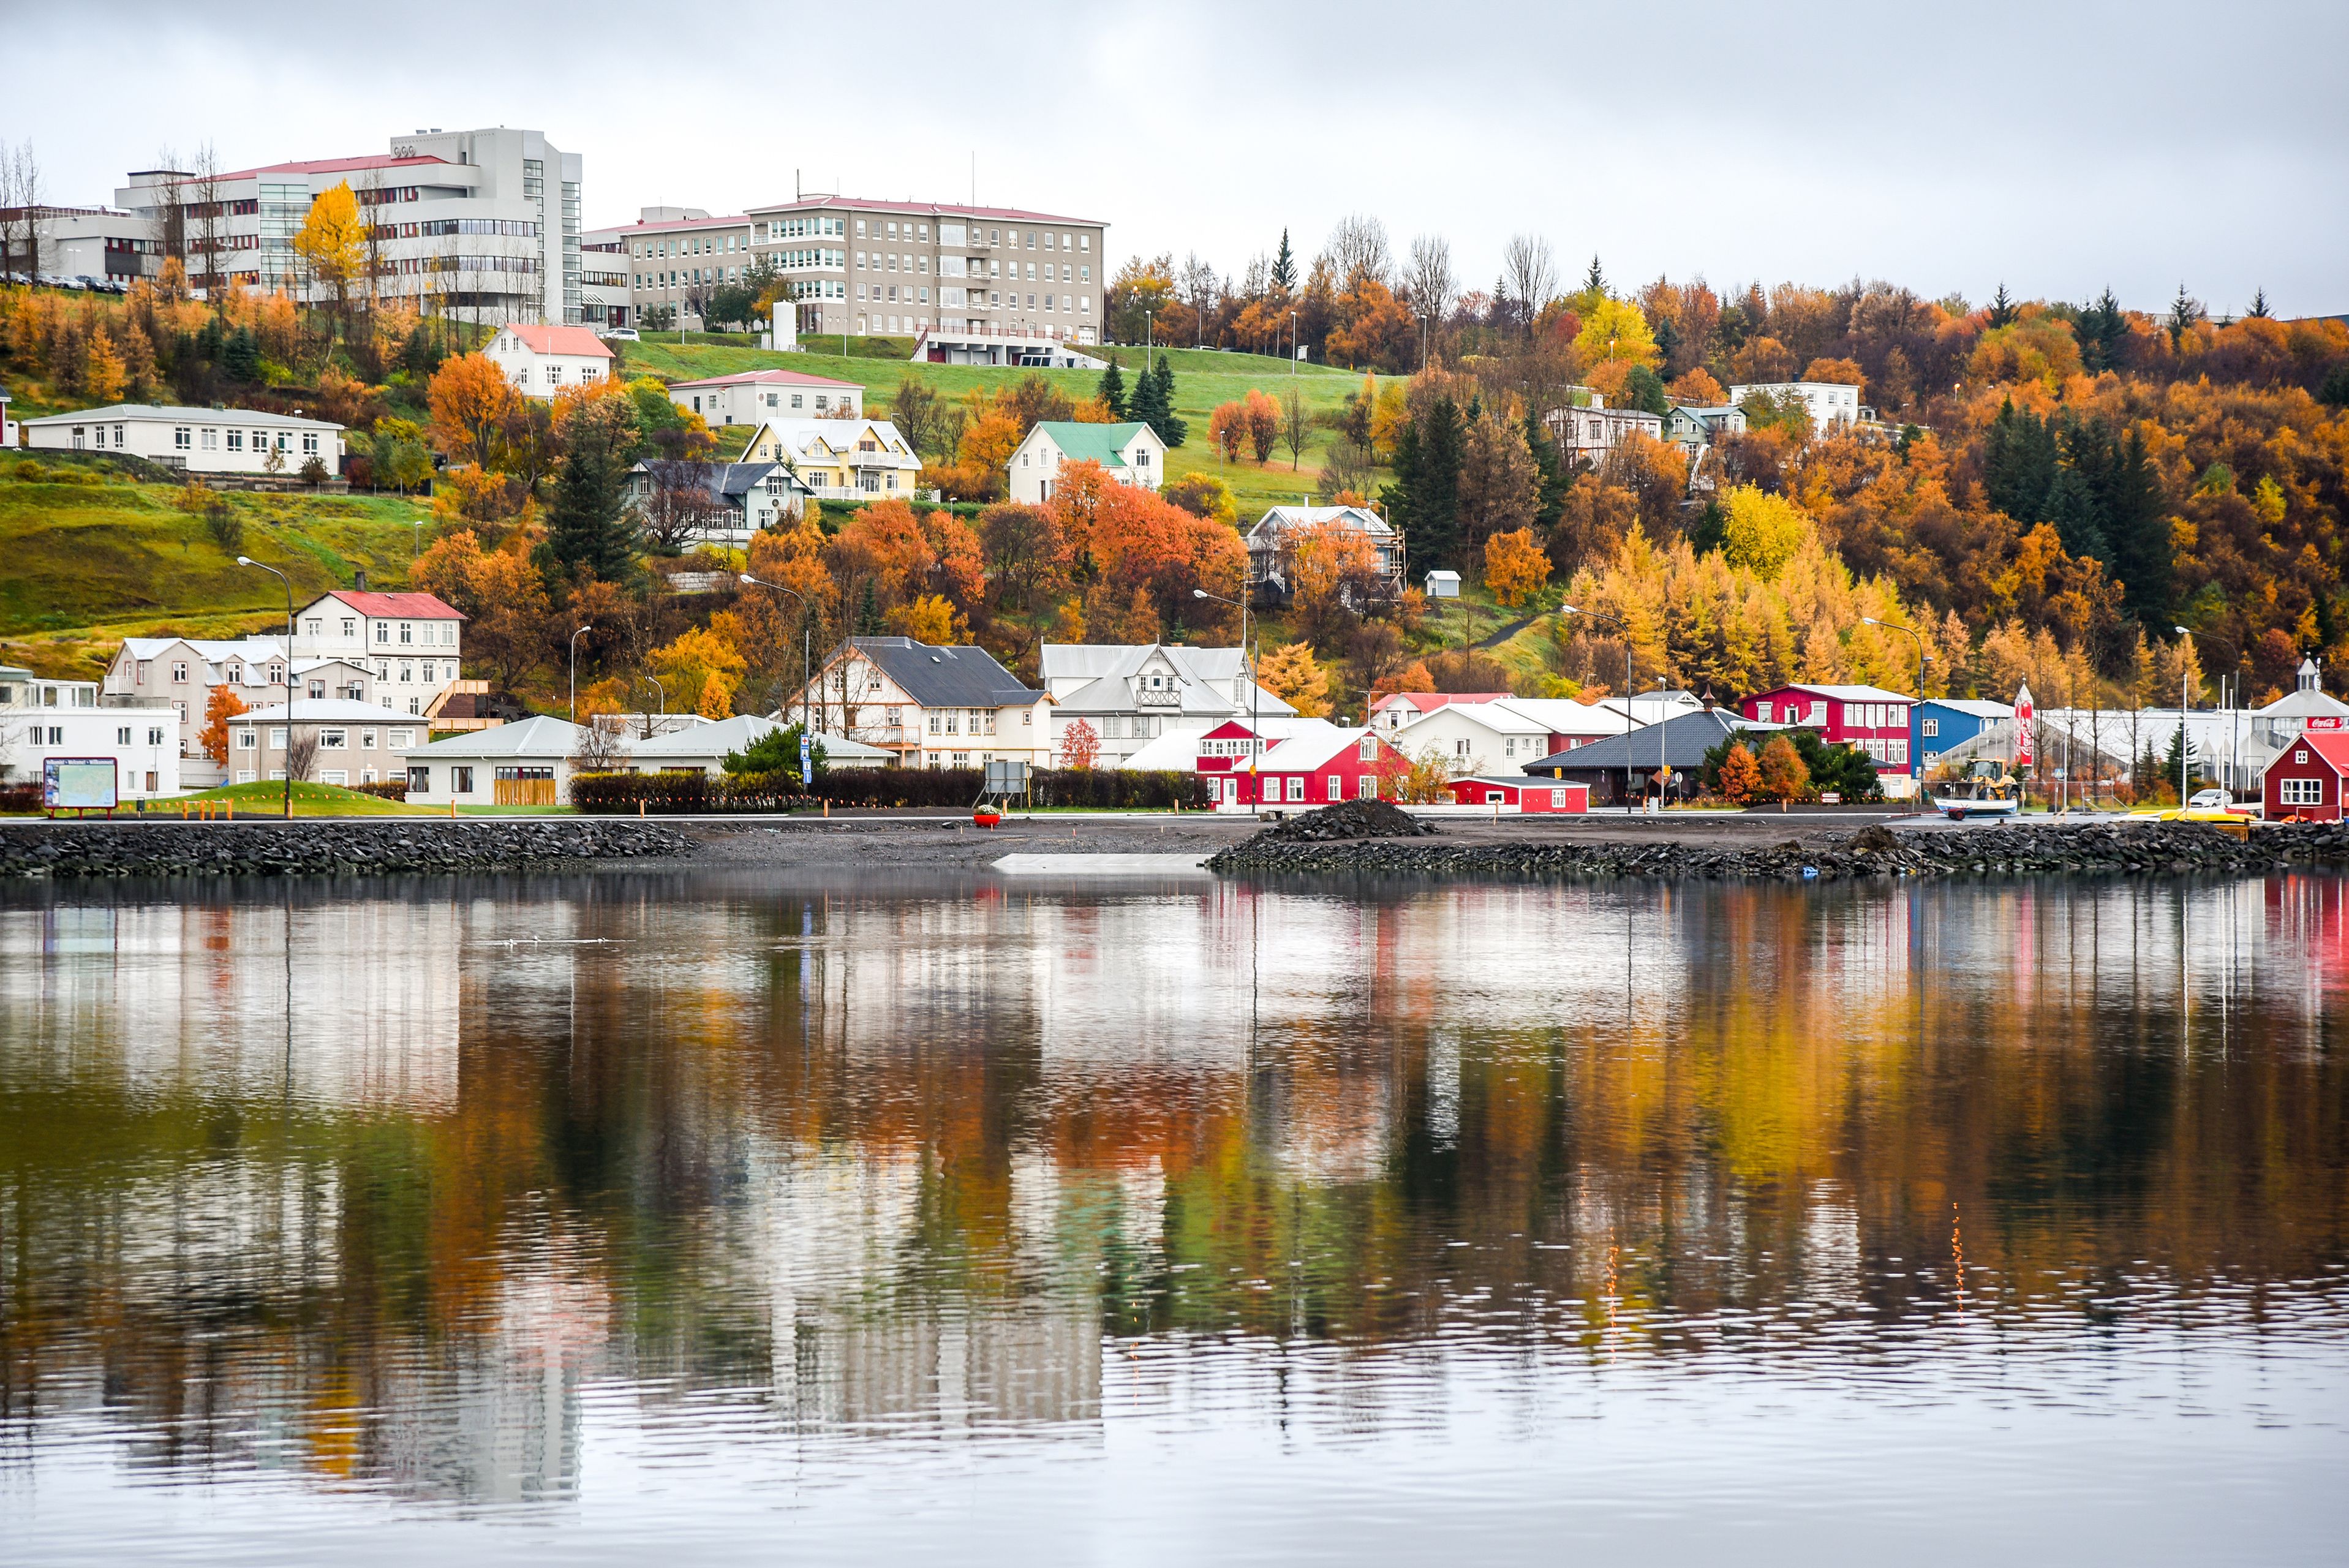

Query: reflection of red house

[2263,729,2349,821]
[1446,776,1588,813]
[1200,725,1404,809]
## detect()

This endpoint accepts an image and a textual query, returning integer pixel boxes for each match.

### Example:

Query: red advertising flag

[2013,682,2035,767]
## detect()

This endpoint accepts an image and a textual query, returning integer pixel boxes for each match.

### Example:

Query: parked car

[2187,788,2233,810]
[600,326,641,342]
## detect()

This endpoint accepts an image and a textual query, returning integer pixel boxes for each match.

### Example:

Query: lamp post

[235,556,295,820]
[1194,587,1253,809]
[1861,616,1928,803]
[1290,309,1299,374]
[740,573,810,732]
[570,625,594,723]
[1561,603,1638,809]
[2179,628,2238,798]
[639,674,667,738]
[1651,676,1670,814]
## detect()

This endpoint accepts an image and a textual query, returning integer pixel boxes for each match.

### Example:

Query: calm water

[2,868,2346,1564]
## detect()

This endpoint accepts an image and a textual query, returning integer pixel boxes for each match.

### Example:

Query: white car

[600,326,641,342]
[2187,789,2233,810]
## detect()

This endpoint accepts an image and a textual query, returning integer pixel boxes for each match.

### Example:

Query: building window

[1922,717,1939,737]
[375,624,388,644]
[172,662,189,683]
[1286,776,1304,802]
[2280,777,2323,805]
[174,428,190,449]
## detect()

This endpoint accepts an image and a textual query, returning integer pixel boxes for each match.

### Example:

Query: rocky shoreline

[0,820,696,880]
[1205,814,2349,881]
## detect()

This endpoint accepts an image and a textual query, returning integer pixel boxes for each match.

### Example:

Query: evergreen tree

[2106,426,2172,624]
[1986,283,2016,330]
[543,405,635,586]
[2247,287,2271,319]
[1134,359,1185,447]
[2168,284,2200,349]
[2046,466,2110,564]
[1379,422,1422,545]
[1270,229,1297,293]
[1623,364,1669,416]
[1522,407,1568,530]
[1584,255,1605,295]
[1097,356,1127,420]
[2162,723,2198,791]
[222,327,260,383]
[1409,396,1465,570]
[2320,362,2349,408]
[1126,358,1165,431]
[856,579,883,635]
[1983,399,2057,522]
[2076,288,2126,373]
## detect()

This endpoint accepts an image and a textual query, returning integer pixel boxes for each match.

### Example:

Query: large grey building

[113,126,583,325]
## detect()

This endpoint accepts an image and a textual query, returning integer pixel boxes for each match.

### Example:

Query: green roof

[1034,421,1150,469]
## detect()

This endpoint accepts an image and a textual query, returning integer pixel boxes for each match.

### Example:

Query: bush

[570,766,1212,813]
[0,783,42,814]
[351,779,411,801]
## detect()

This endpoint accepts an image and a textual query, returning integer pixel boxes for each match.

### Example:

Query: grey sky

[7,0,2344,315]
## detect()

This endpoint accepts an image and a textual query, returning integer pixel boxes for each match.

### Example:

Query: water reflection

[1,870,2345,1562]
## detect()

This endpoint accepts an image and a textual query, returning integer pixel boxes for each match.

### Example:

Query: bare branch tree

[2,139,43,284]
[1280,384,1311,472]
[636,459,725,550]
[286,730,320,782]
[1324,214,1392,287]
[190,142,225,306]
[1406,234,1457,326]
[1501,233,1556,337]
[146,147,189,273]
[570,714,632,772]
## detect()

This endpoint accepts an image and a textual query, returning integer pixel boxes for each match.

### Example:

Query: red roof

[322,590,466,621]
[220,153,456,183]
[2282,731,2349,774]
[500,323,613,360]
[671,368,860,390]
[1371,692,1509,714]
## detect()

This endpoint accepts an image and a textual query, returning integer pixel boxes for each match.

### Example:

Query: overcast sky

[7,1,2345,316]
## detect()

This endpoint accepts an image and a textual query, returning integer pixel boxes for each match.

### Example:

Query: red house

[1740,683,1917,794]
[1446,776,1589,813]
[2264,729,2349,821]
[1202,725,1404,809]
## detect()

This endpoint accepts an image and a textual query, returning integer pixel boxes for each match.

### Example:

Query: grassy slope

[181,781,436,816]
[0,465,433,679]
[617,335,1389,518]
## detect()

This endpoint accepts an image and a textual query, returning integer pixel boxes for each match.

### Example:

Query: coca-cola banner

[2014,682,2035,767]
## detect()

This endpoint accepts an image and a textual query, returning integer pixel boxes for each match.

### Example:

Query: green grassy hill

[617,334,1389,516]
[0,456,431,679]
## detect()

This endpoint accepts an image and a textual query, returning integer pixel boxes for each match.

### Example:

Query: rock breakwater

[1205,815,2349,881]
[0,820,695,880]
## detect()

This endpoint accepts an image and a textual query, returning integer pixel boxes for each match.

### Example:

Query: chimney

[353,568,368,591]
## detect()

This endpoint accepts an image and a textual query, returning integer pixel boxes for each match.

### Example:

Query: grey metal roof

[1524,709,1774,773]
[398,714,582,759]
[850,637,1041,709]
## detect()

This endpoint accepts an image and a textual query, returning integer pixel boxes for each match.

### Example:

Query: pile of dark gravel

[1248,799,1438,843]
[0,819,695,880]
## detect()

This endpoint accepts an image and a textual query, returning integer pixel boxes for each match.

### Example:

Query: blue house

[1914,699,2016,775]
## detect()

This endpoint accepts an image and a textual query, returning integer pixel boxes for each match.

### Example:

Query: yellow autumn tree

[1256,641,1331,718]
[650,625,748,717]
[1572,298,1660,370]
[82,331,127,402]
[1484,527,1552,608]
[1718,484,1814,580]
[292,181,367,330]
[1716,740,1762,804]
[886,592,965,645]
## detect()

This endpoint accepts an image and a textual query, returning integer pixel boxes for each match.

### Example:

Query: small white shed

[1425,570,1461,599]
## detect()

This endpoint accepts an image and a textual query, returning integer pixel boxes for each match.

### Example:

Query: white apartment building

[290,589,466,717]
[1,664,182,801]
[745,194,1106,350]
[23,404,345,476]
[103,636,393,785]
[0,204,162,286]
[610,208,756,328]
[227,700,425,787]
[113,126,583,324]
[668,368,862,427]
[1727,380,1863,435]
[482,323,614,398]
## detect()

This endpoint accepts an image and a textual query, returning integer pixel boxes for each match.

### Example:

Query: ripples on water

[1,870,2345,1564]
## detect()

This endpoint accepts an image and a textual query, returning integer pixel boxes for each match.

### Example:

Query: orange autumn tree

[1047,461,1245,635]
[1484,526,1552,608]
[1755,732,1811,806]
[1715,740,1763,804]
[1209,401,1248,462]
[427,353,520,467]
[1256,641,1332,718]
[197,685,248,763]
[1243,389,1280,464]
[1060,717,1101,771]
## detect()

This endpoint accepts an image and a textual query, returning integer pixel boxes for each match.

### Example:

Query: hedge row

[569,767,1210,813]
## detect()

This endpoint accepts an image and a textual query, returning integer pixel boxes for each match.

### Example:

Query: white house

[1727,380,1863,435]
[399,715,583,806]
[619,714,893,775]
[1243,505,1405,600]
[290,589,466,718]
[737,418,924,500]
[23,404,345,477]
[796,636,1052,769]
[1541,394,1665,466]
[1006,421,1165,505]
[1038,643,1295,767]
[625,460,810,545]
[227,700,423,787]
[666,368,862,427]
[1664,403,1748,456]
[1,664,181,802]
[1387,700,1556,776]
[482,323,615,399]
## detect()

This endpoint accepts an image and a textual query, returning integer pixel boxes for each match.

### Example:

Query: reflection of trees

[2,874,2346,1498]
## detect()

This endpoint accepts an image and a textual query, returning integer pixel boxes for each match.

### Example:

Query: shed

[1424,570,1461,599]
[2263,729,2349,822]
[1446,776,1588,813]
[399,714,583,807]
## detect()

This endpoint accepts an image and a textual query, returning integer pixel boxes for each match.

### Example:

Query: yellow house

[736,417,925,499]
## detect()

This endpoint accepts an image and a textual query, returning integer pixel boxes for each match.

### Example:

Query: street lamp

[570,625,594,723]
[2171,625,2198,804]
[235,555,295,820]
[740,573,811,733]
[1195,587,1254,809]
[1561,603,1639,809]
[2180,628,2239,797]
[1861,616,1928,801]
[1290,309,1299,375]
